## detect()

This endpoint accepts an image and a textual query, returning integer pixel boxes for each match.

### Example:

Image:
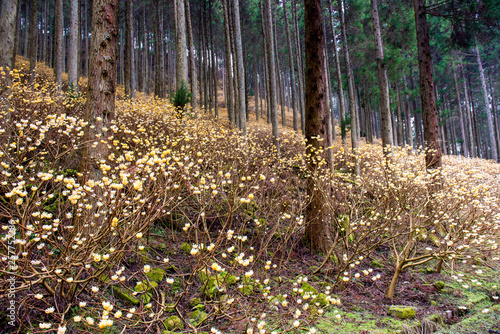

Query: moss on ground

[317,308,419,333]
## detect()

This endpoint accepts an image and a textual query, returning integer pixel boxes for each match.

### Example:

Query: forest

[0,0,499,333]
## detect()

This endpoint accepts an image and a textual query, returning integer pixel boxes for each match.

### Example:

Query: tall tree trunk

[489,73,500,158]
[206,2,213,116]
[328,0,346,145]
[283,0,298,132]
[304,0,331,253]
[452,59,468,157]
[68,0,79,89]
[81,0,119,180]
[0,0,18,127]
[23,1,29,58]
[142,8,148,93]
[185,0,197,110]
[403,76,414,150]
[126,0,136,98]
[0,0,19,70]
[41,1,46,64]
[292,0,305,133]
[13,0,22,68]
[255,67,259,121]
[272,5,285,128]
[475,42,498,162]
[28,0,38,82]
[396,84,404,146]
[413,0,441,169]
[154,2,166,98]
[233,0,246,135]
[460,61,476,158]
[324,45,334,169]
[222,0,235,124]
[370,0,393,154]
[211,23,218,120]
[326,55,336,141]
[365,90,374,143]
[54,0,63,87]
[338,0,359,175]
[265,0,279,152]
[175,0,188,90]
[83,0,89,77]
[259,0,270,124]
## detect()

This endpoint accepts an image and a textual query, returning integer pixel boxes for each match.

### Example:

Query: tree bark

[452,60,468,157]
[255,67,259,121]
[370,0,393,154]
[210,16,218,120]
[174,0,188,90]
[233,0,246,135]
[265,0,279,151]
[142,8,149,94]
[259,0,270,124]
[475,42,498,162]
[395,84,404,146]
[328,0,346,146]
[222,0,235,124]
[154,2,166,98]
[304,0,331,253]
[53,0,63,87]
[81,0,119,180]
[28,0,38,82]
[413,0,441,169]
[125,0,136,98]
[83,0,90,78]
[185,0,197,110]
[283,0,298,132]
[403,76,414,150]
[0,0,19,70]
[68,0,79,89]
[460,61,476,158]
[338,0,359,175]
[292,0,305,133]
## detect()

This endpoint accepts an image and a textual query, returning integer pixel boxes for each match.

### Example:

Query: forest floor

[0,58,499,334]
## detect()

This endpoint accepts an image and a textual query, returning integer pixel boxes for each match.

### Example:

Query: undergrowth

[0,58,499,334]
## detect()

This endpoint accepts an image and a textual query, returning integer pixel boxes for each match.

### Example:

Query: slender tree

[475,41,498,162]
[452,59,468,157]
[413,0,441,169]
[154,2,166,98]
[28,0,38,82]
[304,0,331,252]
[222,0,235,124]
[68,0,79,89]
[54,0,63,87]
[370,0,393,155]
[185,0,197,110]
[292,0,305,132]
[233,0,247,135]
[327,0,346,145]
[283,0,298,132]
[338,0,359,175]
[125,0,136,98]
[264,0,279,151]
